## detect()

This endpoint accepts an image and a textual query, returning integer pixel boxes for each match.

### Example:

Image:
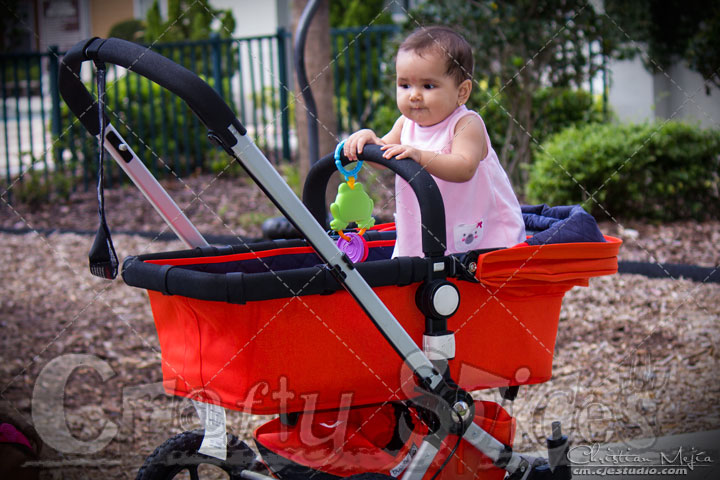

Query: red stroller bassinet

[123,225,620,414]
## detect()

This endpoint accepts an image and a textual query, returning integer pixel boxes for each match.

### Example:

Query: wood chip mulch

[1,173,718,479]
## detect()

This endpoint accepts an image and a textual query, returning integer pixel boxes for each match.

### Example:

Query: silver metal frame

[103,124,208,249]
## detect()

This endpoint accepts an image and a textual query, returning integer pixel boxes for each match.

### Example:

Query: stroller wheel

[136,429,260,480]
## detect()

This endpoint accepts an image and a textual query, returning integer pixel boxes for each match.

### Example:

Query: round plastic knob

[416,280,460,319]
[336,232,369,263]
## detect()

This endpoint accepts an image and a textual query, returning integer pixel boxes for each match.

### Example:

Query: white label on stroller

[193,400,227,460]
[391,442,418,477]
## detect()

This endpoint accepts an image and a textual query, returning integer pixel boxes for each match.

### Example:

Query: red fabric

[147,245,316,267]
[255,403,426,475]
[369,222,395,231]
[147,240,396,267]
[147,236,621,413]
[254,400,513,479]
[477,236,621,286]
[433,401,515,480]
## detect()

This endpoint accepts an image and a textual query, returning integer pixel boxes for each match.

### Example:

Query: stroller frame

[59,37,576,479]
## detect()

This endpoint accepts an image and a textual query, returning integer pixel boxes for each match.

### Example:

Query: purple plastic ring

[336,232,369,263]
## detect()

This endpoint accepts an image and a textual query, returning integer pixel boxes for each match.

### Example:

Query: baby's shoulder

[452,110,485,137]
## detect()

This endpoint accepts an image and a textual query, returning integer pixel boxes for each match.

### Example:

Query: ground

[1,173,719,479]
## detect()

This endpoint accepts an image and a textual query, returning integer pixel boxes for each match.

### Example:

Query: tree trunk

[291,0,338,180]
[499,93,521,170]
[506,92,534,188]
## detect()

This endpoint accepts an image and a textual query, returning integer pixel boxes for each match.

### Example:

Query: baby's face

[395,49,463,127]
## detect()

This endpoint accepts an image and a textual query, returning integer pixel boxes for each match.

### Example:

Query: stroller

[59,38,621,479]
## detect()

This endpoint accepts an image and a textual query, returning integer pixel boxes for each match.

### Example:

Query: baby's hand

[344,129,384,161]
[381,144,420,162]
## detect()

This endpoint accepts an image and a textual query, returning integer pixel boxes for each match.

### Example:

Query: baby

[344,26,526,257]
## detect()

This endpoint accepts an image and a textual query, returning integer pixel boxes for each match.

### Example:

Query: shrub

[365,85,605,152]
[57,69,226,183]
[526,122,720,221]
[531,88,606,144]
[366,99,398,136]
[108,19,145,42]
[11,169,72,209]
[472,86,606,168]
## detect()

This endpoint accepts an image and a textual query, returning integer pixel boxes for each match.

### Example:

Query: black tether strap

[88,62,118,280]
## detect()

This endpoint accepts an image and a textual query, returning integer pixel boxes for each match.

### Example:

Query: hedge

[368,86,605,154]
[526,121,720,221]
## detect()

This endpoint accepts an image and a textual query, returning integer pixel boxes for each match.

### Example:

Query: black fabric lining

[175,243,395,276]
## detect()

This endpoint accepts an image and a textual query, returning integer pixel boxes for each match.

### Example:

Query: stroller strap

[88,61,118,280]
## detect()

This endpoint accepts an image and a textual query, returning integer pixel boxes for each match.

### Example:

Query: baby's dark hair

[398,26,474,85]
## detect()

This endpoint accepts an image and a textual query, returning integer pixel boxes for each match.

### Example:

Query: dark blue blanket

[522,204,605,245]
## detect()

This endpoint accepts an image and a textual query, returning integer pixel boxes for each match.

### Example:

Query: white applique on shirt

[454,221,484,251]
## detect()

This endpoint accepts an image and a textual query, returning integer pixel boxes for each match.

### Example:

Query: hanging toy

[329,140,375,263]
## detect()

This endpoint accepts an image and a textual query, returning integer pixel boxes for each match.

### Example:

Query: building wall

[212,0,291,37]
[653,64,720,129]
[209,0,294,133]
[134,0,166,20]
[608,56,720,127]
[37,0,91,51]
[89,0,134,38]
[607,57,655,123]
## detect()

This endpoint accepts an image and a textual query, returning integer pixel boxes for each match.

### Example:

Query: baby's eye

[424,84,435,89]
[398,83,410,89]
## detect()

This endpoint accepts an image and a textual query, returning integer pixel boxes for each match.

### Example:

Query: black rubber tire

[261,216,302,239]
[135,430,258,480]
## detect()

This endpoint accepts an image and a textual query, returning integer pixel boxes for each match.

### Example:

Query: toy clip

[334,140,364,182]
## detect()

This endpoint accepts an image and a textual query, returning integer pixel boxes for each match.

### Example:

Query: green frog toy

[329,179,375,232]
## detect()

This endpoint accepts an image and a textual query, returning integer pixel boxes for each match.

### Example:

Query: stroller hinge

[412,375,475,438]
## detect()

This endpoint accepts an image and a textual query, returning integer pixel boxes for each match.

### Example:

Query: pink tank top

[393,105,526,257]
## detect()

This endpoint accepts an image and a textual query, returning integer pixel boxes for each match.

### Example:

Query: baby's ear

[458,79,472,104]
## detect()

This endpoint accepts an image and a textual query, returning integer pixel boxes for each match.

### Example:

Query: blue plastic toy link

[334,140,363,181]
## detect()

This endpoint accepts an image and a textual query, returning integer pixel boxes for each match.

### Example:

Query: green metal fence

[0,26,401,200]
[331,25,400,134]
[1,49,58,196]
[1,30,298,199]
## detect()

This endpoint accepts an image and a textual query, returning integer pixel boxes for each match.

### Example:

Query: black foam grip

[122,252,430,303]
[58,37,245,145]
[303,144,447,257]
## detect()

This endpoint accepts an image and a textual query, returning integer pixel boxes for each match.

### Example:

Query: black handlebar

[303,144,447,257]
[58,37,245,146]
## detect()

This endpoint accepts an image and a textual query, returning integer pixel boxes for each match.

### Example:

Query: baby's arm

[344,117,404,161]
[381,115,488,182]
